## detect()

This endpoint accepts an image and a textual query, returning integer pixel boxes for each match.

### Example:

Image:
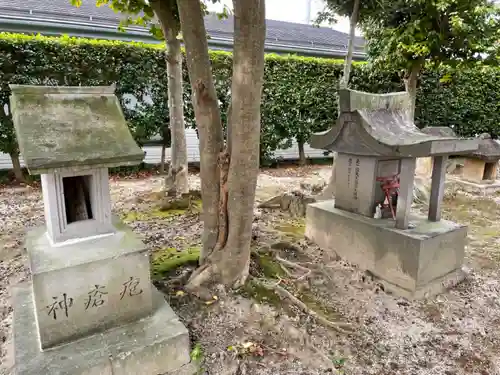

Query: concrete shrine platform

[12,285,195,375]
[306,200,468,299]
[446,175,500,196]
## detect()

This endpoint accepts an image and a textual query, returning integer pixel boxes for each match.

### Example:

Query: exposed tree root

[252,240,355,334]
[275,255,311,281]
[158,189,202,213]
[270,241,303,254]
[164,165,189,197]
[185,262,217,301]
[255,278,355,335]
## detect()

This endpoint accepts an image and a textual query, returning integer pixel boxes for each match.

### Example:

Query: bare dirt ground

[1,166,500,375]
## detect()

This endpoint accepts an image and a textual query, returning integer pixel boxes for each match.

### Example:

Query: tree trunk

[159,142,166,174]
[159,116,170,175]
[298,140,307,166]
[220,0,266,286]
[177,0,224,262]
[178,0,266,294]
[404,63,421,121]
[9,152,24,182]
[340,0,360,89]
[151,1,189,196]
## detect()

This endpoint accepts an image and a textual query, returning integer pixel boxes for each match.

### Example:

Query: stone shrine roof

[310,89,478,158]
[9,84,145,174]
[467,133,500,162]
[421,126,457,137]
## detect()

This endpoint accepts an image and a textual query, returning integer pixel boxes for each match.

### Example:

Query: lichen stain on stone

[150,246,201,280]
[11,87,144,170]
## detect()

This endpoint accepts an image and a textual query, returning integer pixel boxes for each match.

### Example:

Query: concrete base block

[13,283,193,375]
[375,265,469,300]
[306,200,468,299]
[446,176,500,196]
[26,222,153,349]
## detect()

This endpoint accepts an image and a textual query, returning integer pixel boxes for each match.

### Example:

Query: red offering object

[375,174,400,219]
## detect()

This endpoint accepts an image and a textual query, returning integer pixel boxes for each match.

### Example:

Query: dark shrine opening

[483,162,496,181]
[62,175,94,224]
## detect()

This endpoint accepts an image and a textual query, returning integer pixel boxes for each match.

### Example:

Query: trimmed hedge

[0,33,499,164]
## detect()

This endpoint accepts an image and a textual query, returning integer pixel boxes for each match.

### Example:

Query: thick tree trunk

[404,63,421,121]
[340,0,360,88]
[298,140,306,166]
[219,0,266,286]
[177,0,224,261]
[178,0,266,294]
[9,152,24,182]
[151,1,189,196]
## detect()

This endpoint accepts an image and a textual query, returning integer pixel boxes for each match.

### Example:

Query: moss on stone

[151,246,201,280]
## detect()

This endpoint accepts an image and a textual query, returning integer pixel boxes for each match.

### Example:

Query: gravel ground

[1,167,500,375]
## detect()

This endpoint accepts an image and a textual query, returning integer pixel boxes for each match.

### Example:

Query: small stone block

[26,225,153,349]
[13,283,192,375]
[306,200,467,299]
[462,158,487,183]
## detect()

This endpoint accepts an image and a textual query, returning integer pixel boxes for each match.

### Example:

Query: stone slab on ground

[12,283,193,375]
[446,176,500,196]
[306,200,467,299]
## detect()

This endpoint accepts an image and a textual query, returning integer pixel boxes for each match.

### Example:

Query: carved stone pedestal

[13,284,193,375]
[12,218,193,375]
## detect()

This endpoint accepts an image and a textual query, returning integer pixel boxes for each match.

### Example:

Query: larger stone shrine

[305,88,479,299]
[447,133,500,195]
[9,84,193,375]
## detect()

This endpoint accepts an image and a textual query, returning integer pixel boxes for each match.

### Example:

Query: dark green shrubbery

[0,32,498,167]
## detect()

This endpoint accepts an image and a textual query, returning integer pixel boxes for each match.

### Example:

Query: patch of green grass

[274,218,306,239]
[298,290,342,322]
[151,247,201,280]
[477,227,500,238]
[190,342,204,362]
[238,279,282,306]
[121,199,202,222]
[253,252,287,279]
